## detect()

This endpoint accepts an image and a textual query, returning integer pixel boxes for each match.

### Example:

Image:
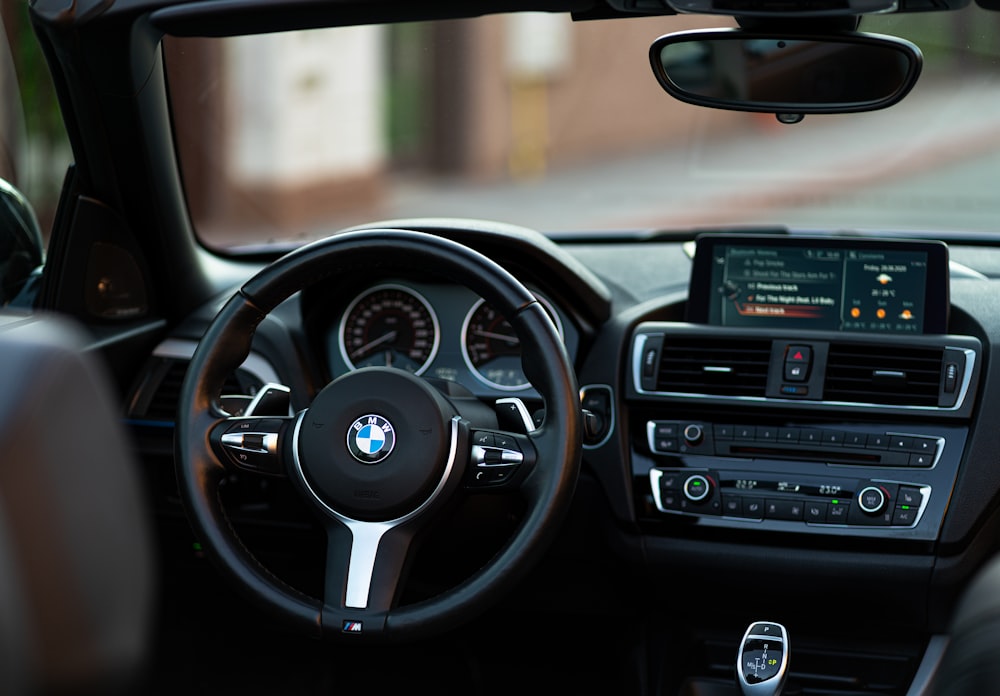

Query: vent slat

[824,343,942,406]
[657,338,771,397]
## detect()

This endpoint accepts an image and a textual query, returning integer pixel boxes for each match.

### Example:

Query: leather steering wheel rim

[176,229,582,642]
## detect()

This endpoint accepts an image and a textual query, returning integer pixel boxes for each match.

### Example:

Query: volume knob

[683,423,704,445]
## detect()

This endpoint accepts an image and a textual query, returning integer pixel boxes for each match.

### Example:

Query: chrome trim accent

[471,444,524,467]
[905,635,948,696]
[220,432,278,454]
[244,382,293,417]
[632,333,977,413]
[649,469,665,511]
[153,338,282,385]
[290,414,461,610]
[495,397,537,434]
[646,420,670,454]
[632,333,652,395]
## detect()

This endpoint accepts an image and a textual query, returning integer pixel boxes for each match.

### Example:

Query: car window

[165,9,1000,251]
[0,6,70,238]
[0,7,70,307]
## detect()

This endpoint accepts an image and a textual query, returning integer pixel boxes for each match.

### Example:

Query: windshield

[165,8,1000,251]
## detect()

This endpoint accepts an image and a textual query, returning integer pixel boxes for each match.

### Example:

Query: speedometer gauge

[339,284,440,375]
[461,297,563,390]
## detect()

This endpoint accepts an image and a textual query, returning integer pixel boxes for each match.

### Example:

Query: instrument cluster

[325,280,574,396]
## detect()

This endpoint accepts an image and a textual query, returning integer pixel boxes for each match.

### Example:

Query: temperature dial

[857,486,888,514]
[684,474,712,503]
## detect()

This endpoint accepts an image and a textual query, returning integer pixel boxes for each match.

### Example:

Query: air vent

[132,358,260,422]
[656,338,771,397]
[824,343,943,407]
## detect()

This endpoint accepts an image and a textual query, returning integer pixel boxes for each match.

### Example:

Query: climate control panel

[650,468,930,528]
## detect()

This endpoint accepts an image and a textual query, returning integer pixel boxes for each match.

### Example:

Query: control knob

[857,486,888,515]
[683,423,705,446]
[683,474,712,503]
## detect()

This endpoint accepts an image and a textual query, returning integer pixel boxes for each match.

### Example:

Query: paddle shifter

[736,621,789,696]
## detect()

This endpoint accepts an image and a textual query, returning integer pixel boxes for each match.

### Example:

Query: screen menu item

[688,237,948,334]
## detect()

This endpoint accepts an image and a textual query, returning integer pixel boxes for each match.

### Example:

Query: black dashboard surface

[124,227,1000,694]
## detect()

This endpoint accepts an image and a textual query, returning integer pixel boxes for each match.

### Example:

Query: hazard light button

[784,345,812,382]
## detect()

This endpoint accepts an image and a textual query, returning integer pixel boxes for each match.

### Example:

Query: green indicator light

[692,481,702,487]
[192,542,203,552]
[831,499,839,505]
[902,505,910,510]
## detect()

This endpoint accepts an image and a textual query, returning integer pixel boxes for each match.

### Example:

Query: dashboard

[124,225,1000,693]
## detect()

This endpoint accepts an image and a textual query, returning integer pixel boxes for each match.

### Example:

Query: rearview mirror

[650,30,922,116]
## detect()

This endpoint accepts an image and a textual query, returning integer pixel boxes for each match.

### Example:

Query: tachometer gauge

[461,297,563,390]
[339,284,440,374]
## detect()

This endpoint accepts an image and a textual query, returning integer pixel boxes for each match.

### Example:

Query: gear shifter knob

[736,621,789,696]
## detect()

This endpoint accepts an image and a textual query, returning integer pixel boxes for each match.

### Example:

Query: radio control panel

[634,419,966,541]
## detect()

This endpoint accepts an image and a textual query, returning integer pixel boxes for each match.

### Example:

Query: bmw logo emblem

[347,414,396,464]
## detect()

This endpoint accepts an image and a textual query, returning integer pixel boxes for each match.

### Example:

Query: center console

[626,235,981,544]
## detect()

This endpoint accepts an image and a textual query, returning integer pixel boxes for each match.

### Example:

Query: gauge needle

[350,330,398,358]
[474,329,519,345]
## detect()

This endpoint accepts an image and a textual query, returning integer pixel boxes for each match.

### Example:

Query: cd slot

[726,444,884,465]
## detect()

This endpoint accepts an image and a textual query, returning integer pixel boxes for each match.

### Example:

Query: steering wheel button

[473,431,496,447]
[493,433,519,451]
[226,418,259,433]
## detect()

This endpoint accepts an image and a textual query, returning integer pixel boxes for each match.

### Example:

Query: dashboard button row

[647,420,941,468]
[652,469,926,528]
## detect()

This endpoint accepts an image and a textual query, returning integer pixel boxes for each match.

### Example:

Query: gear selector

[736,621,789,696]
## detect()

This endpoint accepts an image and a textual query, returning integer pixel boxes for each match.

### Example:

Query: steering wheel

[175,229,582,643]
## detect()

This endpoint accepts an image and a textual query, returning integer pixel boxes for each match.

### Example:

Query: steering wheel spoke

[323,520,414,618]
[211,415,295,477]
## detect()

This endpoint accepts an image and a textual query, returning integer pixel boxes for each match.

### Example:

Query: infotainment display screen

[686,235,949,334]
